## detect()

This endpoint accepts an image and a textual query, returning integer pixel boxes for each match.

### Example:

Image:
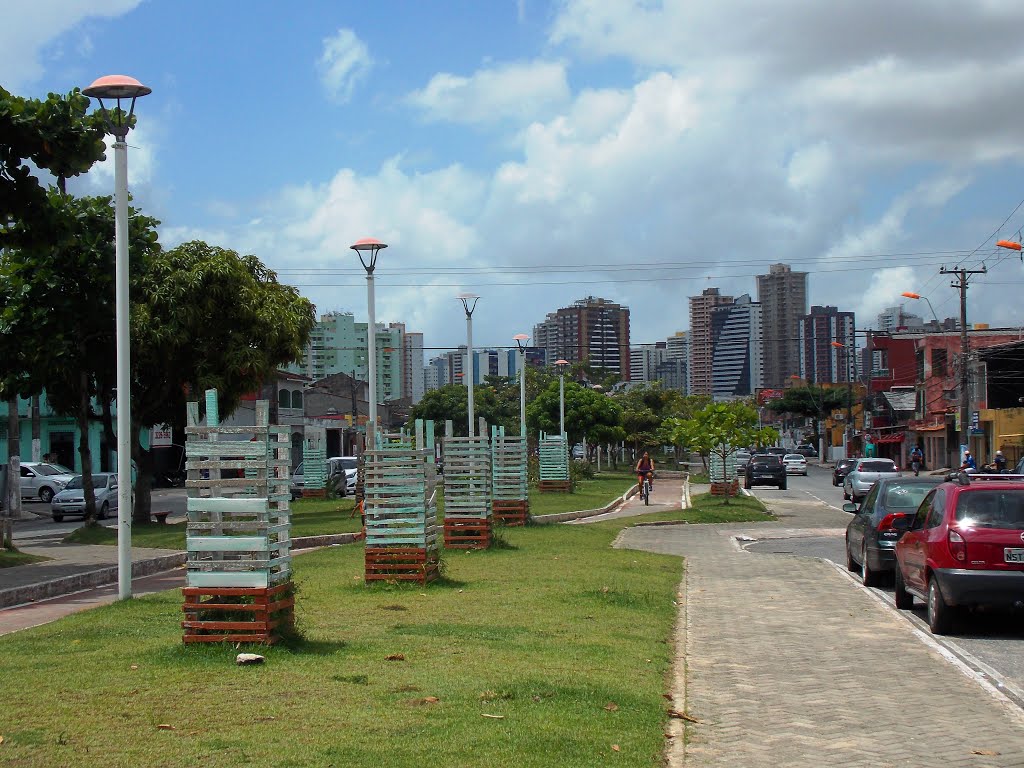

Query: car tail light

[948,529,967,563]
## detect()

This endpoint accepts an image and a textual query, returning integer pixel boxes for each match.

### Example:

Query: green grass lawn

[0,548,50,568]
[527,473,635,517]
[0,519,682,768]
[626,492,774,526]
[65,497,362,550]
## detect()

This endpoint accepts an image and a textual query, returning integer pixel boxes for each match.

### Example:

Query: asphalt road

[11,488,187,543]
[747,464,1024,707]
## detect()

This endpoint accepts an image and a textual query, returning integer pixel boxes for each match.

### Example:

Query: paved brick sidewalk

[619,497,1024,767]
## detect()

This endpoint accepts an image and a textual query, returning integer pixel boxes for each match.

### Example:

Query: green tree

[768,386,845,452]
[128,241,316,523]
[667,402,779,502]
[526,381,624,448]
[409,385,470,436]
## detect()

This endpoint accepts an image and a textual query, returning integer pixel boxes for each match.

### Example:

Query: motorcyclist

[960,450,977,472]
[994,450,1008,473]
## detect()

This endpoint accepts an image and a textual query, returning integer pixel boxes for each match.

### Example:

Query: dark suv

[744,455,787,490]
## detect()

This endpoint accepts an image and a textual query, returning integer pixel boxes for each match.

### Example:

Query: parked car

[766,447,788,457]
[51,473,119,522]
[291,456,359,500]
[20,462,76,503]
[832,458,857,487]
[734,451,752,473]
[744,455,787,490]
[796,444,818,459]
[894,476,1024,634]
[843,458,900,502]
[844,475,944,586]
[782,454,808,475]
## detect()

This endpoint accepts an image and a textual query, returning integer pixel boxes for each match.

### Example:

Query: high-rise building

[876,305,924,333]
[689,288,734,395]
[390,323,424,404]
[710,294,763,400]
[630,342,667,383]
[799,306,856,384]
[757,263,808,388]
[533,297,631,380]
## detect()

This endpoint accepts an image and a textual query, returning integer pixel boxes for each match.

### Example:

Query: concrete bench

[152,511,171,525]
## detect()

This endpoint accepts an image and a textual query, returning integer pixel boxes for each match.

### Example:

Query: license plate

[1005,548,1024,563]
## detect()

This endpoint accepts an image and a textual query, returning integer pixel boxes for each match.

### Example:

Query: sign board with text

[150,427,173,448]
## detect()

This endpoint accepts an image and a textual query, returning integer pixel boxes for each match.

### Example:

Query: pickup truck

[843,458,900,502]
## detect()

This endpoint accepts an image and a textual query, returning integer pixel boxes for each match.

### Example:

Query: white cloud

[318,28,372,103]
[0,0,141,91]
[407,61,570,125]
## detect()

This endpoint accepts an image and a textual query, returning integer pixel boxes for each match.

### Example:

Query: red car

[894,476,1024,634]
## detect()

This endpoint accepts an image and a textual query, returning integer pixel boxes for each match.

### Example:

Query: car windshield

[293,462,304,476]
[752,456,781,465]
[31,464,61,476]
[955,490,1024,529]
[65,475,111,490]
[859,461,896,472]
[881,484,934,510]
[838,459,854,468]
[339,459,358,470]
[784,455,804,461]
[47,464,74,475]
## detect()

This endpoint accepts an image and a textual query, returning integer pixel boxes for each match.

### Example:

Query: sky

[8,0,1024,357]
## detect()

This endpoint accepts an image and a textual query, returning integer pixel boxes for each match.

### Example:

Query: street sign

[150,426,173,448]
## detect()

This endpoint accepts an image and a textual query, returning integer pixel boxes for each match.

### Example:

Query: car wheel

[927,578,954,635]
[861,542,879,588]
[52,513,64,523]
[845,536,859,573]
[832,477,838,486]
[843,489,850,500]
[39,487,54,504]
[893,566,914,609]
[98,501,110,520]
[779,480,787,490]
[744,480,751,490]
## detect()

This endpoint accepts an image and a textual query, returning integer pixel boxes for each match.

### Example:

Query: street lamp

[900,291,940,326]
[457,294,480,437]
[513,334,529,437]
[555,359,569,438]
[351,238,388,447]
[83,74,151,601]
[831,341,853,459]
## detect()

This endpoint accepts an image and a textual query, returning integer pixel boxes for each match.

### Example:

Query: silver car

[20,462,76,503]
[843,458,900,503]
[51,473,119,522]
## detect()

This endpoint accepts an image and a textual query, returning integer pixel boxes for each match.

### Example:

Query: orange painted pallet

[538,480,572,493]
[443,517,492,549]
[181,583,294,645]
[365,547,439,584]
[492,499,529,526]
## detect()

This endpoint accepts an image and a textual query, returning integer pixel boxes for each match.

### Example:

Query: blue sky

[8,0,1024,355]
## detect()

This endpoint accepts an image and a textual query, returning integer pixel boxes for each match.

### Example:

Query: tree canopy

[526,381,624,446]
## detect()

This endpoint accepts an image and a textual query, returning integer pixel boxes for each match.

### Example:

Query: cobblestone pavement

[619,495,1024,767]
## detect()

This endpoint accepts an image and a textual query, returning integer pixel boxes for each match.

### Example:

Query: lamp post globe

[82,74,151,601]
[351,238,388,448]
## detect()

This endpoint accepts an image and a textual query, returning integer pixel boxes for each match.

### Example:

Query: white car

[783,454,808,475]
[20,462,76,503]
[51,473,119,522]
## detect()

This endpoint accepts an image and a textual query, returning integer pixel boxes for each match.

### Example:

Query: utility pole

[940,265,987,463]
[350,371,359,455]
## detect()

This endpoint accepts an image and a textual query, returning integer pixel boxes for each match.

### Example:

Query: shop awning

[912,423,947,433]
[875,432,905,444]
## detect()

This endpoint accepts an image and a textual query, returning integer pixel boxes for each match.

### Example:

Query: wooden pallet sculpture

[301,427,328,498]
[491,425,529,525]
[181,389,293,644]
[538,431,571,492]
[442,421,493,548]
[364,419,440,583]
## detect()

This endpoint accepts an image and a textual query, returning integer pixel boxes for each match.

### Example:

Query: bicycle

[641,475,651,506]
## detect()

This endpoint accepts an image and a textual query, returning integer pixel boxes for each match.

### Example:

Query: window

[926,489,946,528]
[932,348,947,377]
[955,490,1024,529]
[278,390,290,408]
[913,490,935,529]
[291,390,303,409]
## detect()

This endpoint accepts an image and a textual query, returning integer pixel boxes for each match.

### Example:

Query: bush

[570,459,595,482]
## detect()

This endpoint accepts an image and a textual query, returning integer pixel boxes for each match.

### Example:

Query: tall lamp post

[458,294,480,437]
[900,291,940,326]
[513,334,529,437]
[555,359,569,438]
[831,341,853,458]
[83,74,151,601]
[351,238,388,448]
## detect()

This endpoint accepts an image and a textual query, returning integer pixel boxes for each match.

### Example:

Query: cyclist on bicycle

[910,445,923,477]
[636,451,655,496]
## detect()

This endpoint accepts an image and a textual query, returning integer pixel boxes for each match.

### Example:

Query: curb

[530,485,637,525]
[0,531,365,610]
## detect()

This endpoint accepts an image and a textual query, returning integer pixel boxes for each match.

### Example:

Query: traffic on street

[745,462,1024,708]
